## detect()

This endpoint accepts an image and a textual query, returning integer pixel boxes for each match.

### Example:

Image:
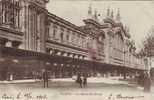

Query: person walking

[76,73,82,88]
[83,73,87,88]
[76,73,80,83]
[43,70,49,88]
[80,74,84,88]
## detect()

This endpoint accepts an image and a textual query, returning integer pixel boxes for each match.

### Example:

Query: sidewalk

[0,79,37,84]
[0,77,130,85]
[0,78,153,100]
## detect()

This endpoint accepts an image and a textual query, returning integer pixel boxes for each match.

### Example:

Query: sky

[46,0,154,50]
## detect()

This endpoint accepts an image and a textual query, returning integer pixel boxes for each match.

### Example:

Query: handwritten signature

[60,92,145,100]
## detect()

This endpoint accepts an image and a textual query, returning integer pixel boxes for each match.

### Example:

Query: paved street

[0,78,154,100]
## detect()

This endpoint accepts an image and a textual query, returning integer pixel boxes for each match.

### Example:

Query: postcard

[0,0,153,100]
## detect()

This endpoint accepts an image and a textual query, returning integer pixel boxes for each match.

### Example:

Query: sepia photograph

[0,0,154,100]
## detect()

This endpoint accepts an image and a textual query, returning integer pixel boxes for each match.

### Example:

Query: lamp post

[123,44,127,79]
[123,51,127,79]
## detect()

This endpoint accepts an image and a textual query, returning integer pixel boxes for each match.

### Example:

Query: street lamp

[123,50,127,79]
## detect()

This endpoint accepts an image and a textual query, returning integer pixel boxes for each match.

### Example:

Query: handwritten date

[1,92,47,100]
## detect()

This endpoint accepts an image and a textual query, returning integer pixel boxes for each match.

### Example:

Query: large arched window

[66,34,69,41]
[66,30,70,41]
[114,32,124,60]
[0,0,20,28]
[60,27,64,41]
[96,33,105,56]
[52,24,57,39]
[60,32,64,41]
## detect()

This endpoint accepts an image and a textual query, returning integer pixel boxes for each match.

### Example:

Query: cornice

[0,26,23,36]
[46,39,87,53]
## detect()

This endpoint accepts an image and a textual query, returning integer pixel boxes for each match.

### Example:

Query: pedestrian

[143,72,151,92]
[43,70,49,88]
[76,73,82,88]
[83,73,87,88]
[80,74,84,88]
[76,73,80,83]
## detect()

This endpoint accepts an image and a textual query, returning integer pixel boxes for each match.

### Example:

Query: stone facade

[0,0,145,80]
[46,13,87,59]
